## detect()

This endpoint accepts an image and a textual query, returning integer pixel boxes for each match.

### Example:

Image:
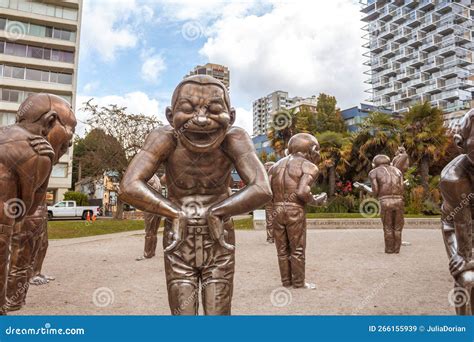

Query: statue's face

[47,100,76,163]
[169,83,234,153]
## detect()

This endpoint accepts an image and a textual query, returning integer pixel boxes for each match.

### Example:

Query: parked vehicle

[47,201,100,220]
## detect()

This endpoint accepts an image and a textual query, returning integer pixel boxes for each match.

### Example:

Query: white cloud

[234,107,253,134]
[75,92,163,137]
[196,0,366,131]
[81,0,154,61]
[141,54,166,83]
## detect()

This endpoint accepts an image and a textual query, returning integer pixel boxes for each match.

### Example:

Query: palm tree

[316,131,351,197]
[349,111,401,181]
[402,102,448,196]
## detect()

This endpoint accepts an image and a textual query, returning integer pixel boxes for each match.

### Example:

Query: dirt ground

[12,228,456,315]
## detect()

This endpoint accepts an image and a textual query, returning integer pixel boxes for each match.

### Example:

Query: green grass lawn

[48,213,440,239]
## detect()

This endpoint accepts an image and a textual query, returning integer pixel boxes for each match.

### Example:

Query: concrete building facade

[0,0,83,204]
[361,0,474,126]
[186,63,230,90]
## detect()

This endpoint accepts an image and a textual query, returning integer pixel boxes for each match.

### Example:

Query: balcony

[379,4,397,21]
[405,10,424,27]
[419,0,435,11]
[440,89,471,101]
[421,34,442,52]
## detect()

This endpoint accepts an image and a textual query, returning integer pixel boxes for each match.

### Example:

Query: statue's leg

[273,206,292,287]
[265,207,274,243]
[202,220,235,315]
[380,202,395,253]
[0,223,13,314]
[393,201,404,253]
[6,221,32,311]
[286,207,306,288]
[163,219,199,315]
[29,219,50,285]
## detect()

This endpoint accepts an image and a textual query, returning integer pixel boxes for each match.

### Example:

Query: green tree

[348,111,401,181]
[314,93,346,133]
[402,102,448,196]
[63,191,89,206]
[316,131,351,197]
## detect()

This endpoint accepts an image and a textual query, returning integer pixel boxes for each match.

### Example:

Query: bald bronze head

[16,93,76,163]
[372,154,391,168]
[454,109,474,164]
[288,133,320,164]
[166,75,235,153]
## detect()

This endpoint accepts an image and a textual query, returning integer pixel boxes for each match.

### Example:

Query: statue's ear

[454,133,464,152]
[40,111,58,136]
[165,106,173,127]
[229,107,236,126]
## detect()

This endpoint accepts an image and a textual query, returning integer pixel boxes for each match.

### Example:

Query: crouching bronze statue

[0,94,76,313]
[120,75,272,315]
[267,133,327,289]
[355,155,405,254]
[440,109,474,315]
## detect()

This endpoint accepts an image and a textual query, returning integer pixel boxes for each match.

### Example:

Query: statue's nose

[194,108,209,126]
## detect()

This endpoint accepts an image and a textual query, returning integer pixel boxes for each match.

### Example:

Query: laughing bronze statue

[264,162,275,244]
[136,174,163,261]
[355,155,405,254]
[0,93,76,313]
[440,109,474,315]
[267,133,327,289]
[120,75,272,315]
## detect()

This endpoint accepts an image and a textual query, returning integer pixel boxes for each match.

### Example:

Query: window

[11,66,24,79]
[29,24,45,37]
[51,163,68,178]
[57,73,72,84]
[27,46,43,59]
[0,18,5,30]
[67,202,74,207]
[55,202,66,207]
[25,68,41,81]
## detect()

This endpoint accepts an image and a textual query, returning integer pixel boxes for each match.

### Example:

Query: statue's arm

[18,154,52,219]
[440,179,472,277]
[119,127,180,219]
[367,171,377,196]
[213,127,272,218]
[296,161,326,206]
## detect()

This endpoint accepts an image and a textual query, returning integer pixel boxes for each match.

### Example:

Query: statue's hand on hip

[164,210,187,253]
[208,209,235,251]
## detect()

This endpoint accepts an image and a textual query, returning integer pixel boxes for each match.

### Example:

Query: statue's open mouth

[181,128,222,148]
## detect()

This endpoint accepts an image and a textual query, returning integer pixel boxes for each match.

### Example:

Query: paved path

[12,229,455,315]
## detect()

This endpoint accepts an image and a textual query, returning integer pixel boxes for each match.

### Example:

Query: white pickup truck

[47,201,100,220]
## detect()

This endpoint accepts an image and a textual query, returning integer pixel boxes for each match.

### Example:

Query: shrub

[63,191,89,206]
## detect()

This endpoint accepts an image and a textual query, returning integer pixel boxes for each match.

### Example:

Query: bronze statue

[355,155,405,254]
[440,109,474,315]
[392,146,410,174]
[120,75,272,315]
[136,174,163,261]
[264,162,275,244]
[267,133,327,289]
[0,94,76,312]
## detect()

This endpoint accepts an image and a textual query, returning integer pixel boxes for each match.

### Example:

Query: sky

[75,0,367,136]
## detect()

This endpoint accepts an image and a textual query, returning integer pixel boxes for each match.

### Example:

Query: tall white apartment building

[186,63,230,90]
[361,0,474,126]
[252,91,317,135]
[0,0,83,204]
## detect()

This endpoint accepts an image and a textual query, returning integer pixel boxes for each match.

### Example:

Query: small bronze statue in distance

[264,162,275,244]
[120,75,272,315]
[136,174,163,261]
[355,155,405,254]
[440,109,474,315]
[392,146,410,174]
[0,94,76,313]
[267,133,327,289]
